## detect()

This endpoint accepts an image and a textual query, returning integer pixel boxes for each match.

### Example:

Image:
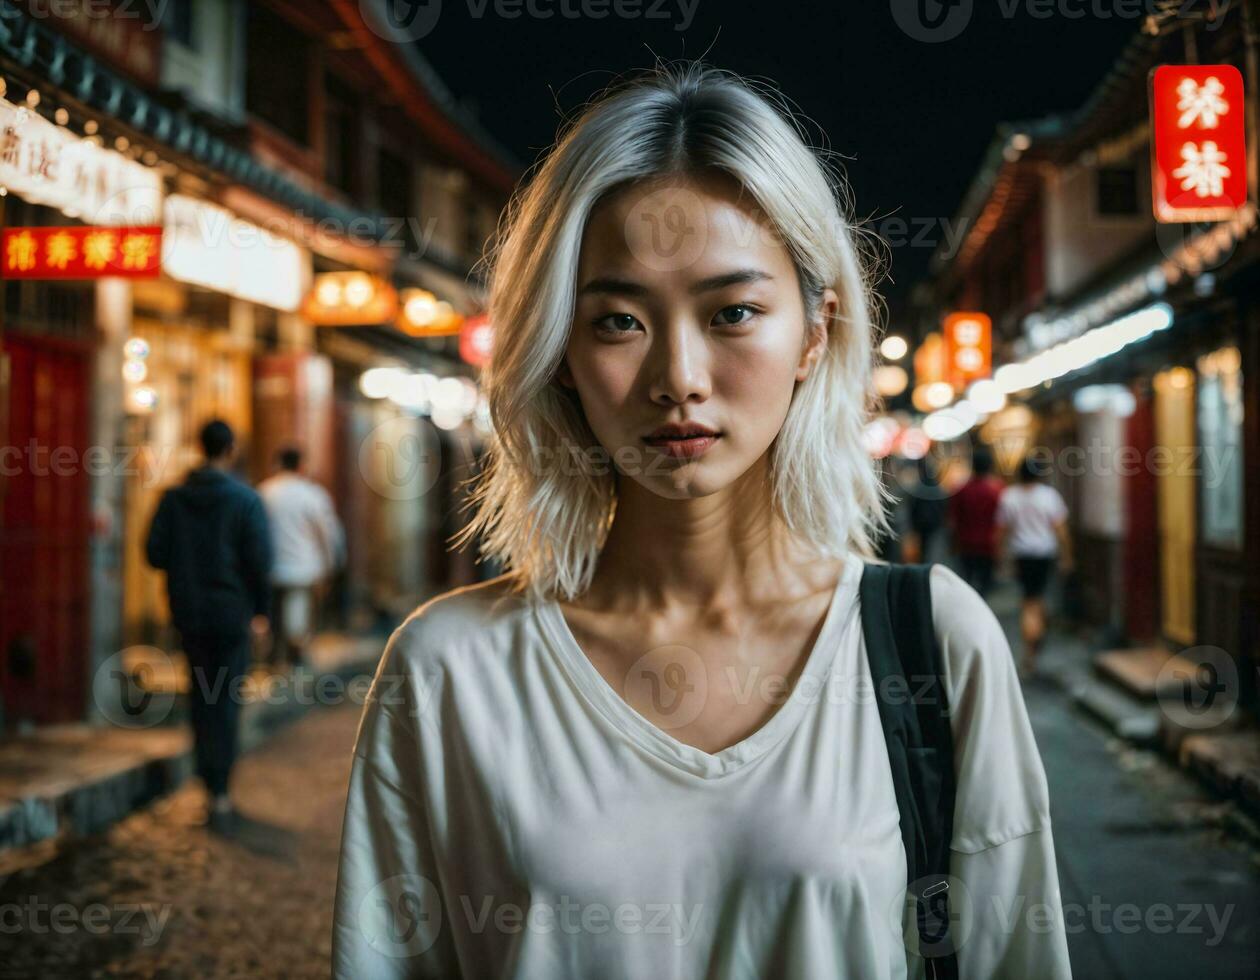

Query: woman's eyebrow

[690,269,773,293]
[577,269,773,297]
[578,276,649,297]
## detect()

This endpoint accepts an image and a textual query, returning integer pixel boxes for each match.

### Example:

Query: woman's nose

[647,321,711,405]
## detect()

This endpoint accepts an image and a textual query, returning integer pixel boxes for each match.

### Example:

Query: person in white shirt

[333,64,1072,979]
[995,456,1073,676]
[258,446,345,669]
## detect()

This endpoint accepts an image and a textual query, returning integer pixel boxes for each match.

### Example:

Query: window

[1197,346,1244,549]
[162,0,195,49]
[324,74,360,196]
[1095,166,1139,217]
[377,147,415,254]
[245,6,310,145]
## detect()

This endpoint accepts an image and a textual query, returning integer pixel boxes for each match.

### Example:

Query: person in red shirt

[948,446,1005,598]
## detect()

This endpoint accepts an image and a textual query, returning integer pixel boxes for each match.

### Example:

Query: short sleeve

[1049,487,1069,525]
[331,630,459,979]
[926,564,1072,978]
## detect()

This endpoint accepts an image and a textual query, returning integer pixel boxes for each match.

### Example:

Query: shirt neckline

[533,555,862,779]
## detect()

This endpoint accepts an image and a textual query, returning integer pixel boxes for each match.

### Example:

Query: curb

[0,642,381,857]
[1035,634,1260,831]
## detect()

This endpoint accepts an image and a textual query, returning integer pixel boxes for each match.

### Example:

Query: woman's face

[560,172,837,499]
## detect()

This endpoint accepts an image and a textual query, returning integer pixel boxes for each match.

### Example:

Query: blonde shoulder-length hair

[455,62,892,603]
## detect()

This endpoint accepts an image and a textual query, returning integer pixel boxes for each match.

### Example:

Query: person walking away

[908,456,948,564]
[258,446,346,670]
[145,419,272,832]
[995,455,1073,676]
[948,446,1005,598]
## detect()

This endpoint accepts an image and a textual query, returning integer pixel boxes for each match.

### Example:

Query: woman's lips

[641,434,721,459]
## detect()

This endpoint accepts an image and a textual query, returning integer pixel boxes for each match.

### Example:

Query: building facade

[919,9,1259,710]
[0,0,516,725]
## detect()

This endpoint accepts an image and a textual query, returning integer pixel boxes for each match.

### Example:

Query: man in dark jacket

[146,419,272,831]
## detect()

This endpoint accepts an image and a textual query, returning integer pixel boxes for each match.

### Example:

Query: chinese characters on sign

[1,226,163,279]
[0,97,162,225]
[1150,64,1248,222]
[943,311,992,389]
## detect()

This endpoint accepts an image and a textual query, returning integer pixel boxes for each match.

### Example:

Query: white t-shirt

[996,483,1069,558]
[332,559,1072,979]
[258,472,346,588]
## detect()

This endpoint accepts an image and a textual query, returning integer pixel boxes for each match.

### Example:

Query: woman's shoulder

[384,573,535,670]
[925,563,1053,850]
[926,563,1010,689]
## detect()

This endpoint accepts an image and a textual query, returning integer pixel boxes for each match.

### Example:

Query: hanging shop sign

[1,225,162,279]
[302,271,398,326]
[459,314,494,368]
[0,97,162,224]
[943,311,992,388]
[397,288,464,337]
[161,195,309,311]
[1150,64,1248,222]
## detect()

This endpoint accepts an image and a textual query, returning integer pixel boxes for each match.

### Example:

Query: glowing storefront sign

[1151,64,1248,222]
[0,97,161,224]
[161,194,309,311]
[2,225,162,278]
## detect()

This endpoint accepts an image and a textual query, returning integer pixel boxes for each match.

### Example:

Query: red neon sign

[459,314,494,368]
[1151,64,1247,222]
[1,226,163,279]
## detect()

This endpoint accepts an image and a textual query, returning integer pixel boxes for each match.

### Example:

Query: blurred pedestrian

[259,446,346,670]
[908,456,948,564]
[948,445,1004,598]
[996,454,1073,676]
[145,419,272,832]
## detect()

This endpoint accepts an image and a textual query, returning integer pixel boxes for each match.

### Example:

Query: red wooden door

[1123,381,1160,643]
[0,336,91,724]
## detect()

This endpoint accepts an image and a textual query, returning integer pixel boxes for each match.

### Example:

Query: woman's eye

[594,313,641,335]
[712,304,758,327]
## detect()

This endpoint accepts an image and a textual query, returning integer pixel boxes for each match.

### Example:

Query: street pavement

[0,698,360,979]
[991,579,1260,979]
[0,579,1258,978]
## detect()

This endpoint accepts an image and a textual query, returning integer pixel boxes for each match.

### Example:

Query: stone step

[1069,678,1163,745]
[1093,646,1202,701]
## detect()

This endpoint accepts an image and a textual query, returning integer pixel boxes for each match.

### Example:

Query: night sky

[419,2,1136,316]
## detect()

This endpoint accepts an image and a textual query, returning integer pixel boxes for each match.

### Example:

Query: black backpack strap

[859,562,959,979]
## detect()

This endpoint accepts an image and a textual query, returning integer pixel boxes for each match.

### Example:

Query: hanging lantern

[397,288,465,337]
[302,272,398,326]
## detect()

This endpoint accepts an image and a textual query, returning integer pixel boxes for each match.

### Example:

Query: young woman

[996,455,1074,676]
[333,64,1072,979]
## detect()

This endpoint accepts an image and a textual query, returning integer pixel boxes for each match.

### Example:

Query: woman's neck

[588,459,832,612]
